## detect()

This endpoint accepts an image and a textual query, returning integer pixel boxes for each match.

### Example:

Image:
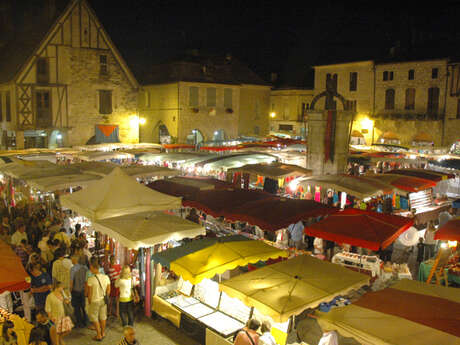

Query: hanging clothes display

[314,186,321,202]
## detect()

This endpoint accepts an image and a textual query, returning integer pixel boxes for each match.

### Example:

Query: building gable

[13,0,138,89]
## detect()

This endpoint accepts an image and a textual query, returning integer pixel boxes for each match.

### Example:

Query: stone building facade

[269,88,315,138]
[313,58,460,147]
[138,57,270,144]
[0,0,138,148]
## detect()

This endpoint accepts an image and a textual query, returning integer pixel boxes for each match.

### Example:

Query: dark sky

[89,0,460,86]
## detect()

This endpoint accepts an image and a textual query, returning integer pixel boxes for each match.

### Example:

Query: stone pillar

[15,130,25,149]
[306,111,353,175]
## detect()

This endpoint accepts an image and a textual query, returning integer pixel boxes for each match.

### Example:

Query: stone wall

[374,60,448,117]
[138,83,179,143]
[238,85,270,136]
[314,61,375,113]
[61,46,138,146]
[177,82,240,143]
[307,111,352,175]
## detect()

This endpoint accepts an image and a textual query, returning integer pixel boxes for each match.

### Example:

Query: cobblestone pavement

[65,315,200,345]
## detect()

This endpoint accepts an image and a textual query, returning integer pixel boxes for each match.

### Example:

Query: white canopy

[27,174,102,192]
[73,162,179,178]
[93,212,205,249]
[202,154,277,172]
[60,167,182,220]
[76,151,134,161]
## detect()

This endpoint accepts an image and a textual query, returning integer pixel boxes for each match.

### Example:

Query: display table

[0,313,34,345]
[152,295,181,327]
[417,261,460,285]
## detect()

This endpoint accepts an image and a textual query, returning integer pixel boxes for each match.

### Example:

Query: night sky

[89,0,460,86]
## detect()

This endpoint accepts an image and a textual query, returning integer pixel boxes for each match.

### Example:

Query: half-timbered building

[0,0,138,148]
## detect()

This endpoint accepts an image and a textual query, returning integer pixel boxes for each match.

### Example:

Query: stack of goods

[0,307,12,323]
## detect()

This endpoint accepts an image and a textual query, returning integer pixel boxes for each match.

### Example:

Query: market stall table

[417,259,460,285]
[316,279,460,345]
[219,255,369,345]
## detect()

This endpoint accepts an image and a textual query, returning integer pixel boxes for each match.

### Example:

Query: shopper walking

[234,318,260,345]
[69,255,88,328]
[86,257,110,341]
[259,320,277,345]
[51,248,73,295]
[30,263,52,311]
[44,281,73,345]
[107,255,121,318]
[115,266,135,326]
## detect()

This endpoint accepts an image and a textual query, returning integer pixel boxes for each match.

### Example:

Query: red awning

[0,240,30,293]
[304,208,414,250]
[148,180,199,199]
[148,177,233,199]
[354,287,460,338]
[183,189,273,217]
[434,218,460,241]
[224,197,338,232]
[362,174,436,193]
[386,169,455,182]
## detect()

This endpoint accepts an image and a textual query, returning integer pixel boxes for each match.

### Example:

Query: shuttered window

[207,87,216,107]
[99,90,112,114]
[224,88,232,108]
[385,89,395,110]
[189,87,198,107]
[405,88,416,110]
[349,72,357,91]
[427,87,439,115]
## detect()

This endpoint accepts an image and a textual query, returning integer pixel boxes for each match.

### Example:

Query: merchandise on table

[332,252,382,277]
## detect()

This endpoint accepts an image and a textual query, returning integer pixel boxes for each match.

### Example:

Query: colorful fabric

[95,124,119,143]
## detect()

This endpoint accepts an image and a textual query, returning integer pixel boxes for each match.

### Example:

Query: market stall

[26,173,103,192]
[304,208,414,252]
[315,279,460,345]
[92,211,206,250]
[223,197,337,232]
[219,255,369,345]
[183,189,273,218]
[0,239,30,294]
[60,167,182,220]
[227,162,312,194]
[298,174,394,202]
[75,150,134,162]
[150,236,288,343]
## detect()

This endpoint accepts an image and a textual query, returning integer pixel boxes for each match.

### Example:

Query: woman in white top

[45,281,73,345]
[259,320,278,345]
[115,266,134,327]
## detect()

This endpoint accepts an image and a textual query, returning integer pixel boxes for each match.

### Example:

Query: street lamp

[270,112,276,118]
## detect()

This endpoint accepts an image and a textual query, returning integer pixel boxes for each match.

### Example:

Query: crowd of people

[0,203,140,345]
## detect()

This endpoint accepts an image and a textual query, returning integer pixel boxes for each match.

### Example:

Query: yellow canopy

[316,280,460,345]
[170,240,288,285]
[219,255,369,323]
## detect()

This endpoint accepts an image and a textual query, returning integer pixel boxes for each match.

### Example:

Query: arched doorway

[212,129,225,141]
[158,124,171,144]
[48,130,64,149]
[186,129,204,145]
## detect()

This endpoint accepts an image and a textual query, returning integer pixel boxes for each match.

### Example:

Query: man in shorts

[86,257,110,341]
